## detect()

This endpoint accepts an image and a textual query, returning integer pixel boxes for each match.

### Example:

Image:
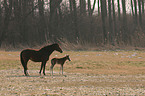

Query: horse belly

[57,60,64,64]
[30,55,49,62]
[30,55,43,62]
[30,57,41,62]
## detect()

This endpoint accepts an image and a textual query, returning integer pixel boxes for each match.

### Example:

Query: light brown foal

[50,55,71,76]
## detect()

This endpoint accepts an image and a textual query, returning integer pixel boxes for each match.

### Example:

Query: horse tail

[20,51,27,70]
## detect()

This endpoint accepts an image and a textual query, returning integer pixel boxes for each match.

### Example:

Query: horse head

[53,43,63,53]
[66,55,71,61]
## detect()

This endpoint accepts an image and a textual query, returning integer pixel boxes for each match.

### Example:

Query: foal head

[66,55,71,61]
[52,43,63,53]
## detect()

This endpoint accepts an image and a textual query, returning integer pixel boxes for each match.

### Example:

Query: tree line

[0,0,145,49]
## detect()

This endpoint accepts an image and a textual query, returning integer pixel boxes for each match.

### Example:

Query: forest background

[0,0,145,50]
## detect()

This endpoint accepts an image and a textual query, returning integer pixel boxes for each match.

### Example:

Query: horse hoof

[25,74,30,76]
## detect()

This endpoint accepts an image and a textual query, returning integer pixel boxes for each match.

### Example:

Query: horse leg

[50,65,54,76]
[24,62,29,76]
[62,65,63,75]
[50,60,55,76]
[43,61,47,75]
[39,62,44,75]
[21,56,29,76]
[59,66,61,74]
[24,69,28,76]
[59,64,63,75]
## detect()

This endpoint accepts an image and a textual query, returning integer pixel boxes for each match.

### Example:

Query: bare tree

[134,0,137,24]
[122,0,127,23]
[131,0,134,16]
[49,0,63,41]
[0,0,12,47]
[108,0,113,43]
[88,0,96,16]
[121,0,130,44]
[100,0,107,44]
[87,0,96,42]
[112,0,116,44]
[72,0,79,41]
[138,0,142,26]
[142,0,144,14]
[98,0,100,16]
[0,0,2,29]
[117,0,121,20]
[79,0,86,16]
[68,0,79,42]
[38,0,46,43]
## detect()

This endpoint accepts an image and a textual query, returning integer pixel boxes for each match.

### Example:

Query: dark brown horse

[50,55,71,76]
[20,43,63,76]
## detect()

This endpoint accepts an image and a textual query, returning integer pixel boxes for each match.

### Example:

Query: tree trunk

[0,0,2,29]
[138,0,142,26]
[98,0,100,16]
[0,0,12,47]
[117,0,121,20]
[108,0,113,44]
[87,0,96,42]
[122,0,129,44]
[112,0,116,44]
[88,0,96,16]
[92,0,96,15]
[72,0,79,42]
[100,0,107,44]
[38,0,46,43]
[79,0,86,16]
[131,0,134,16]
[69,0,73,13]
[122,0,127,22]
[134,0,137,24]
[88,0,91,16]
[142,0,144,14]
[49,0,62,41]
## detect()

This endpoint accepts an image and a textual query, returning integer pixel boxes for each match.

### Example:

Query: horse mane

[39,43,58,51]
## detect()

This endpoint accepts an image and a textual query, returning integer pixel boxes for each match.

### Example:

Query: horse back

[21,49,49,62]
[51,58,65,65]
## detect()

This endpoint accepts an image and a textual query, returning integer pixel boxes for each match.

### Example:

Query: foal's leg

[50,60,56,76]
[60,64,63,75]
[62,65,63,75]
[50,65,54,76]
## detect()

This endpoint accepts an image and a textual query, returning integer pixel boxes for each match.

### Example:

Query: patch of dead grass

[0,51,145,75]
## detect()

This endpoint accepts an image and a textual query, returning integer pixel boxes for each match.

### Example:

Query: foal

[50,55,71,76]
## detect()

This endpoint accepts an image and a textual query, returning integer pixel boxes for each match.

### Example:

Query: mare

[50,55,71,76]
[20,43,63,76]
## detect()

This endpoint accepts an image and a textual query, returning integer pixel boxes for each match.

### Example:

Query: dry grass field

[0,50,145,95]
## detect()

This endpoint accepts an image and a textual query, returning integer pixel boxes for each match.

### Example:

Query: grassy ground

[0,50,145,95]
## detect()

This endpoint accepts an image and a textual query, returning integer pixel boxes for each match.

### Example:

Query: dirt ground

[0,50,145,95]
[0,69,145,96]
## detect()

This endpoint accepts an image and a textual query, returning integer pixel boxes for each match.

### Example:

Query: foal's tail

[20,51,27,70]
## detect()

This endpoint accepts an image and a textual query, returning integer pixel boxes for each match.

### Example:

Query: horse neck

[40,46,55,55]
[62,56,68,61]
